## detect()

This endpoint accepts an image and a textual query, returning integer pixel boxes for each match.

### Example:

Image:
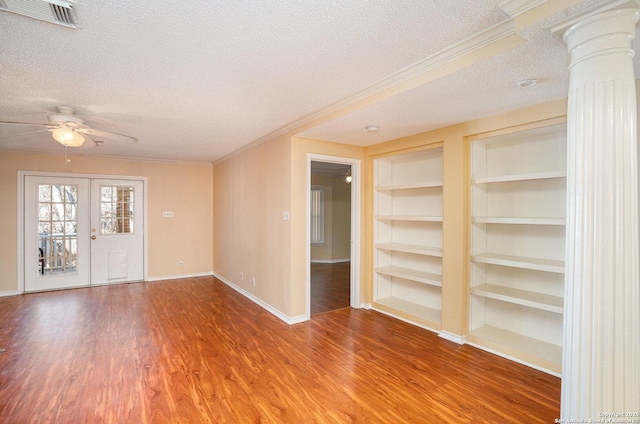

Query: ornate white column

[562,8,640,419]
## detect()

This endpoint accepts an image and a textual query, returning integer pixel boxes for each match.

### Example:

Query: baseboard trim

[212,271,306,325]
[146,272,213,282]
[438,331,466,345]
[0,290,18,298]
[310,259,351,264]
[371,306,440,335]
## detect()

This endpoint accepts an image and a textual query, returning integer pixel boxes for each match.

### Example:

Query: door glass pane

[100,186,134,235]
[37,184,78,276]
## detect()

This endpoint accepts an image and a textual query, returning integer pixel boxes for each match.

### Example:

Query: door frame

[17,171,148,294]
[306,154,361,319]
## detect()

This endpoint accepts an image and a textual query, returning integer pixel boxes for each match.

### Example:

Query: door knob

[91,235,96,240]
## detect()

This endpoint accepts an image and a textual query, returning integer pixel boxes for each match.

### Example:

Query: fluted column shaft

[562,8,640,419]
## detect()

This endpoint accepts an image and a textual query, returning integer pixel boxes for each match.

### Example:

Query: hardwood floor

[311,262,350,315]
[0,277,560,423]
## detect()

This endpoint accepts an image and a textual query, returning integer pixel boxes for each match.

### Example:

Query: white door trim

[17,170,148,294]
[306,154,361,320]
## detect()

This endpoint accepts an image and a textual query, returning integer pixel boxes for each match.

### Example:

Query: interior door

[23,175,144,292]
[24,176,91,292]
[90,179,144,285]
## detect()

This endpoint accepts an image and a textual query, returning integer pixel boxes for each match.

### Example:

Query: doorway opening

[307,156,360,318]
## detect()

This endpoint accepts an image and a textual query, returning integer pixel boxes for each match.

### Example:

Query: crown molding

[213,18,519,164]
[500,0,550,17]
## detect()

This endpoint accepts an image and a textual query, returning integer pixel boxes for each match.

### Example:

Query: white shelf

[375,215,443,222]
[374,297,441,325]
[375,243,442,257]
[472,170,566,184]
[376,265,442,287]
[471,253,564,273]
[471,284,563,314]
[471,217,565,225]
[376,181,443,191]
[469,325,562,366]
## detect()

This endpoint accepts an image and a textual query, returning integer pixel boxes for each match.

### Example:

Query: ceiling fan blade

[5,129,52,138]
[0,120,50,127]
[80,132,101,147]
[78,128,138,143]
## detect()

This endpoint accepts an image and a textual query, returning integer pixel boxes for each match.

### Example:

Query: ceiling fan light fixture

[51,127,85,147]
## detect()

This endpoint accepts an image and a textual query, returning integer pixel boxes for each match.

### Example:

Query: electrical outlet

[240,272,244,280]
[178,261,184,268]
[251,277,256,287]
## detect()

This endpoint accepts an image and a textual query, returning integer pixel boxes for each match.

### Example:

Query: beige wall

[212,135,292,316]
[310,174,351,262]
[0,151,213,293]
[213,136,362,320]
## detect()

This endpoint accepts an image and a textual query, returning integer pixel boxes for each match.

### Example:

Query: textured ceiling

[0,0,637,163]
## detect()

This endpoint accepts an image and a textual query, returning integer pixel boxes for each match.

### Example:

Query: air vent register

[0,0,77,28]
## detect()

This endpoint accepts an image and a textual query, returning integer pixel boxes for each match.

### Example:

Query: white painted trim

[310,258,350,264]
[287,314,308,325]
[17,170,149,181]
[307,154,362,321]
[17,171,149,293]
[465,340,560,378]
[438,331,466,345]
[371,306,440,335]
[361,303,372,310]
[145,272,213,282]
[499,0,548,18]
[2,148,213,167]
[0,290,18,297]
[213,271,304,325]
[143,180,149,284]
[17,172,25,294]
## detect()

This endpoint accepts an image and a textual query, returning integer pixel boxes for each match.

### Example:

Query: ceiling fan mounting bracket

[48,106,84,126]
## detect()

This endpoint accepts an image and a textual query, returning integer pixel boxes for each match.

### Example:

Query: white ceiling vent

[0,0,78,28]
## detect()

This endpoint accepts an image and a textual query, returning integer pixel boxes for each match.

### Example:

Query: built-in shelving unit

[467,123,566,375]
[372,146,443,331]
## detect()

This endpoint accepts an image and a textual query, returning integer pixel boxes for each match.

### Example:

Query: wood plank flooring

[311,262,350,315]
[0,277,560,423]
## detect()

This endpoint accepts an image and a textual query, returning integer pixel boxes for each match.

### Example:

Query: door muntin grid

[100,186,135,235]
[37,184,78,276]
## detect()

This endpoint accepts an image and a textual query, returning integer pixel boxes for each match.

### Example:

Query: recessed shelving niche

[467,123,567,376]
[372,146,443,331]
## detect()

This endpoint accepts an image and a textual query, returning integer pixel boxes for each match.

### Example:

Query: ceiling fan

[0,106,138,147]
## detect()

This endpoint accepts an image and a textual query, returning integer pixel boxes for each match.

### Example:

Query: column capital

[563,8,639,84]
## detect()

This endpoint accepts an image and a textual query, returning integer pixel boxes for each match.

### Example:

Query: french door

[23,175,144,292]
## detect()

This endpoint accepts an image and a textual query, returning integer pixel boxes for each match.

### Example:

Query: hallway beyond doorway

[311,262,350,315]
